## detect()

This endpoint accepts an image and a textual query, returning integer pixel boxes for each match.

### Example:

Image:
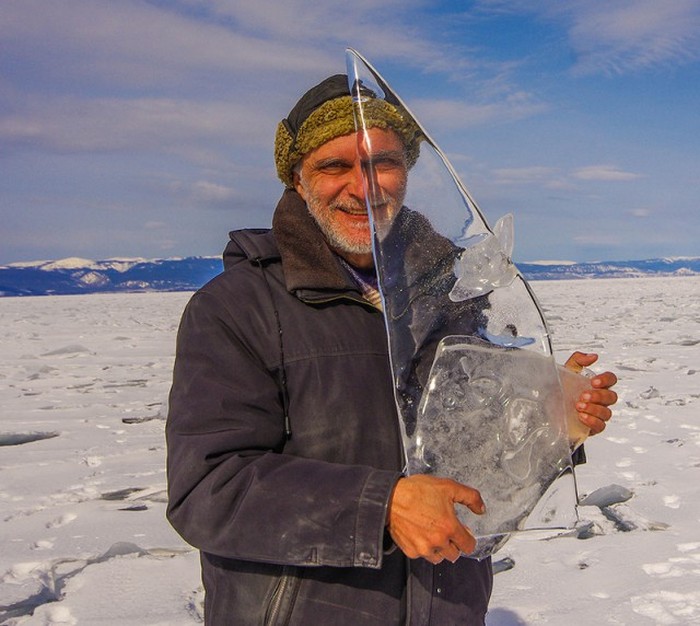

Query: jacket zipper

[265,575,287,626]
[265,568,300,626]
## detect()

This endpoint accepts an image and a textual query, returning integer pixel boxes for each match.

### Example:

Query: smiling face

[293,127,408,269]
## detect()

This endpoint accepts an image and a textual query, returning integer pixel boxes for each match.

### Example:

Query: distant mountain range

[0,255,698,297]
[518,257,700,281]
[0,257,223,297]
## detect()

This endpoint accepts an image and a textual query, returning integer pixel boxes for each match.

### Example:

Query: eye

[373,156,404,171]
[315,159,352,175]
[367,151,406,172]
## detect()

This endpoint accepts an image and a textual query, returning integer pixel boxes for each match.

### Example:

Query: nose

[346,160,366,200]
[350,131,376,203]
[346,132,387,208]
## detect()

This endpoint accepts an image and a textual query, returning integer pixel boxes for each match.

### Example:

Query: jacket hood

[224,189,358,297]
[223,228,278,270]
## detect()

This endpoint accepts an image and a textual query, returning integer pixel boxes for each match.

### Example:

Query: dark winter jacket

[166,189,493,625]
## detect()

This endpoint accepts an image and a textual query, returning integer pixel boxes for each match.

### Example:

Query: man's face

[293,127,408,268]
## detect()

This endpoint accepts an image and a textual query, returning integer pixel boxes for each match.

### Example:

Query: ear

[293,168,307,202]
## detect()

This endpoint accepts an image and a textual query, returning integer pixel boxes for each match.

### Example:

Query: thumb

[447,480,485,515]
[565,351,598,372]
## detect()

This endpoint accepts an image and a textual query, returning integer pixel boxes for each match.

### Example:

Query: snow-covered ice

[488,276,700,625]
[1,276,699,624]
[0,292,201,625]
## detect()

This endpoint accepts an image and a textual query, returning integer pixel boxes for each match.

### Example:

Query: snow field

[1,277,699,624]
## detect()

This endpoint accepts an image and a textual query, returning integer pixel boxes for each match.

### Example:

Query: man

[166,74,618,625]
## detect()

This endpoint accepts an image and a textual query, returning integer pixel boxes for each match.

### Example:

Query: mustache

[329,200,367,214]
[330,195,397,214]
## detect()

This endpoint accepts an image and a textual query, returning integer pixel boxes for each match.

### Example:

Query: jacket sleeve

[166,289,401,569]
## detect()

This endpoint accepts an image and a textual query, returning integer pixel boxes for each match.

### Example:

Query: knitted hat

[274,74,421,187]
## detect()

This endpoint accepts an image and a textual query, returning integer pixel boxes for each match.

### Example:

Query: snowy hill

[0,255,698,297]
[518,257,700,280]
[0,257,223,297]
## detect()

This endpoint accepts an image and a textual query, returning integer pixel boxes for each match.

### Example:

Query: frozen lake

[1,276,699,624]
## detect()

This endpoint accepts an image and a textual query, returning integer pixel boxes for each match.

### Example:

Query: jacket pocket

[264,566,302,626]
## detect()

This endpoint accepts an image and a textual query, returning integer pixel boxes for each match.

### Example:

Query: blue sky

[2,0,699,264]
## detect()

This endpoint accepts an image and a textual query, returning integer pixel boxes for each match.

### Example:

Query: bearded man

[166,74,617,625]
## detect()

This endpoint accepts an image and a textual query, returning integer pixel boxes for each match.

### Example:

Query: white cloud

[144,221,167,230]
[479,162,643,189]
[0,95,274,155]
[409,92,548,131]
[158,239,178,251]
[180,0,458,70]
[565,0,700,75]
[544,179,577,191]
[573,234,621,247]
[1,0,553,169]
[491,166,558,184]
[0,0,333,87]
[190,181,237,203]
[166,179,237,208]
[628,208,652,218]
[572,165,642,182]
[475,0,700,75]
[1,0,522,161]
[0,0,475,95]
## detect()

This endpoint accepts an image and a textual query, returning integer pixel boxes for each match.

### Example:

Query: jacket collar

[272,189,360,297]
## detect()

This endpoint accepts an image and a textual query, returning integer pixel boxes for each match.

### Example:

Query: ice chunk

[411,336,575,557]
[449,214,518,301]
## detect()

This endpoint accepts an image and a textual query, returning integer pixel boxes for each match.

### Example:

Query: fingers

[576,403,612,434]
[421,479,481,559]
[428,548,443,565]
[576,381,619,434]
[591,371,618,390]
[386,475,484,564]
[447,517,477,557]
[430,541,464,565]
[564,354,619,437]
[424,522,476,564]
[579,387,619,408]
[450,480,486,515]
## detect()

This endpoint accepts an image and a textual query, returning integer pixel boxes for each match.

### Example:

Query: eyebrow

[311,149,406,172]
[313,156,352,169]
[367,149,406,162]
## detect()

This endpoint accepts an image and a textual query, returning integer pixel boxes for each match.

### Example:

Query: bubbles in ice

[409,337,573,549]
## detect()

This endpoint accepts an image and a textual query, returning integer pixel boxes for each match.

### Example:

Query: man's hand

[565,351,618,435]
[386,475,484,564]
